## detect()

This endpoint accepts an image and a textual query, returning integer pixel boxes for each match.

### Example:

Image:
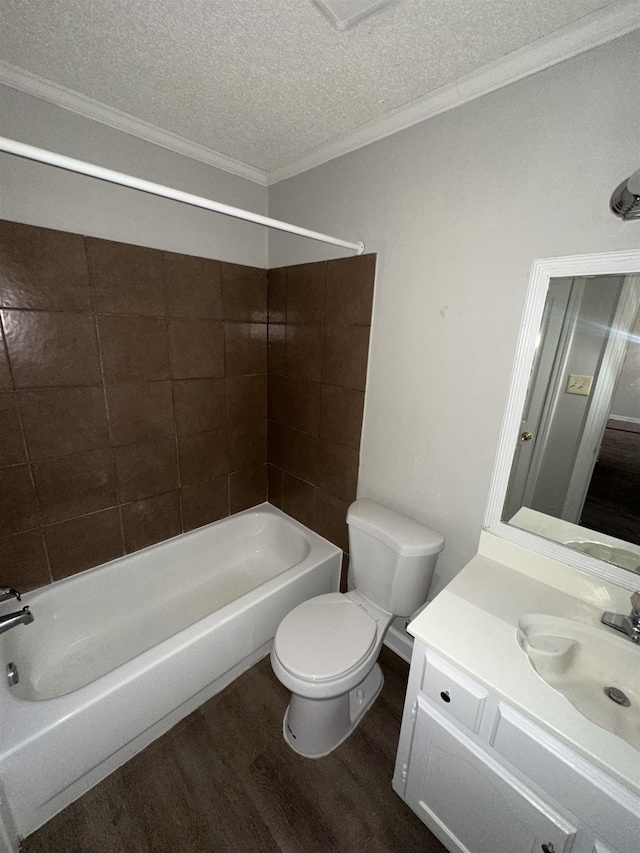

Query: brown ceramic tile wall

[0,220,268,591]
[266,255,375,560]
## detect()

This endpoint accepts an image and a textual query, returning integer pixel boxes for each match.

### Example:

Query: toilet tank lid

[347,499,444,557]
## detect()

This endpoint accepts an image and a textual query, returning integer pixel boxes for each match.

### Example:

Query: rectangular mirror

[485,250,640,590]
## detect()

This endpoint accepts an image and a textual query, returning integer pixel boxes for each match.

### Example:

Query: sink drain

[604,686,630,707]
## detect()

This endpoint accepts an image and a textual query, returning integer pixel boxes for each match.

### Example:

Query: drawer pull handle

[440,690,451,703]
[541,844,555,853]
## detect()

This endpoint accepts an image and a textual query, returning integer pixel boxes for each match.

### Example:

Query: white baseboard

[383,617,414,663]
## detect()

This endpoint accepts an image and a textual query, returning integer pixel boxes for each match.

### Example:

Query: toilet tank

[346,499,444,617]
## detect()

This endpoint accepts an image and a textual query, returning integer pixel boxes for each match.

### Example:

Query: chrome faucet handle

[601,592,640,643]
[0,587,21,602]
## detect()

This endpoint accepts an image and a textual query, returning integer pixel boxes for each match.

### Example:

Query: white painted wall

[268,31,640,596]
[0,87,268,267]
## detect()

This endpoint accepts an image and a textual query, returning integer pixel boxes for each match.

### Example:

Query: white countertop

[408,532,640,796]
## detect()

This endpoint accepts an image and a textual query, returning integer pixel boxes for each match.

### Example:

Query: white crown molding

[0,61,268,186]
[267,0,640,184]
[0,1,637,189]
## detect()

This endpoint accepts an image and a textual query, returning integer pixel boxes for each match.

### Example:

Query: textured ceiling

[0,0,625,173]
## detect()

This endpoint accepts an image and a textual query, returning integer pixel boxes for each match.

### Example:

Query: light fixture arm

[611,168,640,220]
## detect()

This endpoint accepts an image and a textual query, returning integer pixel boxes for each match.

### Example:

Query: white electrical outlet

[566,374,593,396]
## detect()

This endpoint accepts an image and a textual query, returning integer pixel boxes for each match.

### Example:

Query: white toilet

[270,498,444,758]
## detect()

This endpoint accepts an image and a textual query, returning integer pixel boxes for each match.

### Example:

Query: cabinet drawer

[421,651,487,732]
[491,705,640,853]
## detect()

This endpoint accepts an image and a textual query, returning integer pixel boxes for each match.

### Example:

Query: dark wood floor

[21,647,446,853]
[581,420,640,546]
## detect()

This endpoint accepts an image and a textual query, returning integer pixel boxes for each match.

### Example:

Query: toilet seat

[273,593,378,682]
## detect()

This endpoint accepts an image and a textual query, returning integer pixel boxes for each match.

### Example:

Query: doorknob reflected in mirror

[520,431,533,442]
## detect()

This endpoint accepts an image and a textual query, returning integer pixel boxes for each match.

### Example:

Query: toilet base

[282,663,384,758]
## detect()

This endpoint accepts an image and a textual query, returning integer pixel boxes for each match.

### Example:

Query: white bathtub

[0,503,341,844]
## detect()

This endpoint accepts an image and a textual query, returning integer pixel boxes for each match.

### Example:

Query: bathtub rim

[13,501,323,606]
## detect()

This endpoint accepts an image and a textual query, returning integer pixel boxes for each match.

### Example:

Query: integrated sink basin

[517,614,640,751]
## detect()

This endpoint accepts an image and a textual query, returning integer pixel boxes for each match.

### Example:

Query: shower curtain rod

[0,137,365,255]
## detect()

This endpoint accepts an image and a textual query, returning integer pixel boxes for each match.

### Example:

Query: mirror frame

[484,248,640,592]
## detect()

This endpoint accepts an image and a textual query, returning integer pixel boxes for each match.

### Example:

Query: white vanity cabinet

[393,641,640,853]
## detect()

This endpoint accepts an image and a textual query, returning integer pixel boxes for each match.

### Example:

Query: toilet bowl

[271,590,392,758]
[271,499,444,758]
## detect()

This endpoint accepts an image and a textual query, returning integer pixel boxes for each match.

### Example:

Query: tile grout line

[163,250,186,535]
[87,235,127,559]
[221,264,231,520]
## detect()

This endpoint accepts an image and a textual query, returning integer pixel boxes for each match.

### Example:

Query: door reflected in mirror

[503,272,640,573]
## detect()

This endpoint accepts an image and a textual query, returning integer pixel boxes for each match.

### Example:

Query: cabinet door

[405,698,576,853]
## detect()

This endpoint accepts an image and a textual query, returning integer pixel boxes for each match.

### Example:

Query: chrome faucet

[601,591,640,643]
[0,588,34,635]
[0,587,22,603]
[0,606,34,635]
